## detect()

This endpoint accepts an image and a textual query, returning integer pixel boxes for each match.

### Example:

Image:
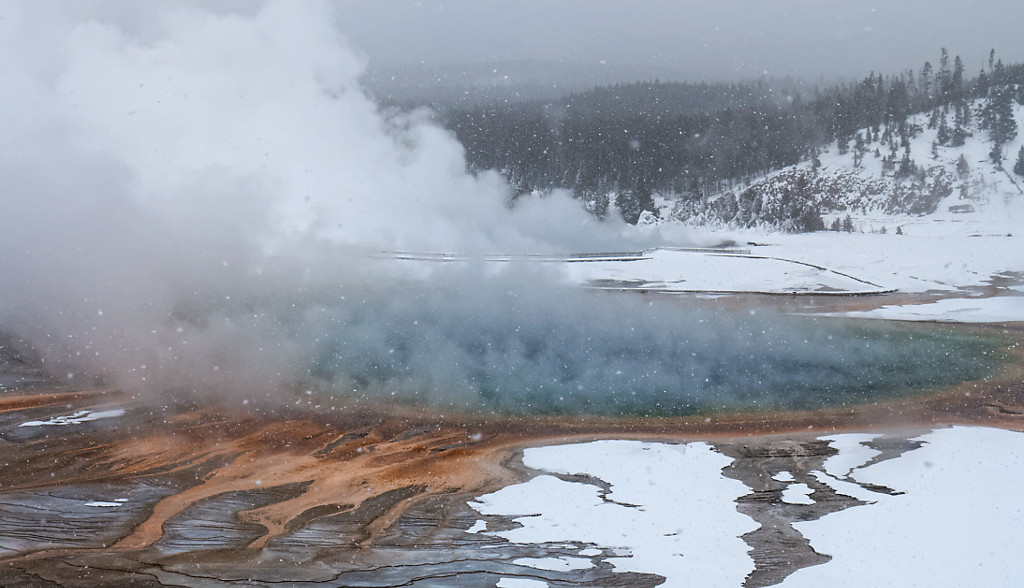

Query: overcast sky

[334,0,1024,83]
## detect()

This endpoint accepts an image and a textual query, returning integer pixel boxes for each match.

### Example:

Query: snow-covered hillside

[662,100,1024,235]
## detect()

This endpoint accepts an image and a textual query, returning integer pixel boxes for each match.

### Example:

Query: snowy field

[837,295,1024,322]
[472,427,1024,588]
[473,441,758,587]
[561,247,890,295]
[390,224,1024,322]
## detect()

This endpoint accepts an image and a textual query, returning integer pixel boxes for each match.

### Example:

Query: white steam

[0,2,999,413]
[0,1,679,399]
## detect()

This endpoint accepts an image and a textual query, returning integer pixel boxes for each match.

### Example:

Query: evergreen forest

[426,49,1024,226]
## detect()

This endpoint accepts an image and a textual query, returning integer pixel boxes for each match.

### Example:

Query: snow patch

[496,579,548,588]
[780,483,815,505]
[472,440,757,587]
[841,295,1024,323]
[781,427,1024,588]
[820,434,883,478]
[773,471,796,482]
[512,557,594,572]
[562,248,888,294]
[19,409,126,428]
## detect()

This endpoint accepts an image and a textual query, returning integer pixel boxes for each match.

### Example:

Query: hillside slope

[661,100,1024,234]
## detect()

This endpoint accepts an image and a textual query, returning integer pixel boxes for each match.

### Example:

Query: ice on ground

[781,427,1024,588]
[512,557,594,572]
[85,501,124,508]
[562,248,887,294]
[840,295,1024,323]
[780,483,815,505]
[474,429,1024,586]
[18,409,126,428]
[809,471,881,504]
[763,231,1023,295]
[392,227,1022,301]
[773,471,796,482]
[496,579,548,588]
[819,434,882,478]
[471,440,757,587]
[466,520,487,533]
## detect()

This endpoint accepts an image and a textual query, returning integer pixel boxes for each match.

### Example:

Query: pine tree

[990,143,1003,166]
[615,182,656,225]
[937,48,952,103]
[898,145,914,177]
[842,215,854,233]
[956,154,970,178]
[984,84,1018,151]
[952,55,965,103]
[975,70,990,99]
[950,102,968,146]
[936,116,950,145]
[1014,146,1024,177]
[920,61,934,104]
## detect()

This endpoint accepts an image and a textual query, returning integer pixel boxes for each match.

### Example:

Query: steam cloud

[0,0,665,398]
[0,2,998,412]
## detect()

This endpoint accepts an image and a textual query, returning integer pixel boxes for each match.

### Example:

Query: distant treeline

[434,49,1024,223]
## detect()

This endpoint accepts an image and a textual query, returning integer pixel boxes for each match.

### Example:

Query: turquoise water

[310,288,1008,417]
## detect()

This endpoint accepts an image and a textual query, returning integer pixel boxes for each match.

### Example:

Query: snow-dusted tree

[950,102,969,146]
[1014,146,1024,176]
[956,154,970,178]
[842,215,855,232]
[615,182,656,225]
[936,116,950,145]
[920,61,934,103]
[937,48,952,103]
[990,143,1004,167]
[952,55,965,103]
[982,83,1017,155]
[897,145,915,177]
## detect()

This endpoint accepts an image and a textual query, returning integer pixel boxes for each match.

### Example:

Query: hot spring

[307,286,1010,417]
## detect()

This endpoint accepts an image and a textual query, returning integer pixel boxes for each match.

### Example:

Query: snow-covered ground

[389,224,1024,320]
[781,427,1024,588]
[472,440,758,587]
[838,295,1024,322]
[584,98,1024,316]
[561,247,890,294]
[18,409,126,428]
[473,427,1024,588]
[762,230,1023,296]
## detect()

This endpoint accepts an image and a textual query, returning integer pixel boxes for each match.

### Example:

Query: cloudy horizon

[335,0,1024,87]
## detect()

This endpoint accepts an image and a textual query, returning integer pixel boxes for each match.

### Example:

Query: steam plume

[0,2,996,412]
[0,1,656,398]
